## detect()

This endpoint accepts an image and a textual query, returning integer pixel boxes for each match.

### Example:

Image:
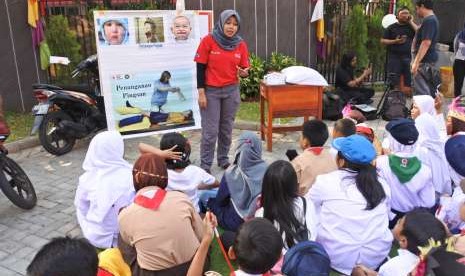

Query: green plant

[239,54,266,100]
[396,0,414,11]
[45,15,83,83]
[265,52,302,72]
[367,9,386,72]
[345,4,369,68]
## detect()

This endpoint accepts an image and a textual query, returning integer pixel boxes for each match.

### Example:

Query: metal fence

[316,0,392,84]
[44,0,392,85]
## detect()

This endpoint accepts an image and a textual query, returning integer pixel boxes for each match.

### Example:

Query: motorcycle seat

[59,84,93,94]
[33,83,63,91]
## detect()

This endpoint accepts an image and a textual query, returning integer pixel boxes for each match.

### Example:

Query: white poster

[94,10,213,138]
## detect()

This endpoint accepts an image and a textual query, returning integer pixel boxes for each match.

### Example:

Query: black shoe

[221,163,231,170]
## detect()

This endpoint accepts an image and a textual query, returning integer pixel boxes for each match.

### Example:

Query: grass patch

[236,101,295,124]
[4,111,34,143]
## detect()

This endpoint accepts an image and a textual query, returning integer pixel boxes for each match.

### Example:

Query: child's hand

[435,92,444,115]
[237,66,249,78]
[162,145,183,160]
[202,211,218,243]
[352,265,378,276]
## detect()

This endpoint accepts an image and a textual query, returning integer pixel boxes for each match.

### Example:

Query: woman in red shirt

[194,9,249,173]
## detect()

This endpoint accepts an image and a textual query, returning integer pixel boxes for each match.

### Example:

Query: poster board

[94,10,213,138]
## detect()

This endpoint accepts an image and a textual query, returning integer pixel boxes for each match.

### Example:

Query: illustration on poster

[98,18,129,45]
[171,15,192,41]
[95,10,213,138]
[111,70,193,134]
[136,17,164,44]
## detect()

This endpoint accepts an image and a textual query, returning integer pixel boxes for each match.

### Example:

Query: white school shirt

[255,197,318,250]
[167,165,216,212]
[378,249,419,276]
[376,154,435,213]
[306,170,393,275]
[76,192,134,248]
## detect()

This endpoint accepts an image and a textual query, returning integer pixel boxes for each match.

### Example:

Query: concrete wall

[0,0,47,112]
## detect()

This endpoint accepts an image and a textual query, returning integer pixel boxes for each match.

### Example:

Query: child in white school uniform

[139,133,219,212]
[436,134,465,234]
[376,118,435,228]
[354,208,448,276]
[307,134,393,275]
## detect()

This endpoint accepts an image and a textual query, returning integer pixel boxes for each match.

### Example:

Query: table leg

[267,107,273,152]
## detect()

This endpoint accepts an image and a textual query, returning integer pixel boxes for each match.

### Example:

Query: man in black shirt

[411,0,440,96]
[335,52,374,105]
[381,7,417,90]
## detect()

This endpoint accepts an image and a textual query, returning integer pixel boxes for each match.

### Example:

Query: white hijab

[413,95,436,117]
[75,131,134,223]
[415,113,452,195]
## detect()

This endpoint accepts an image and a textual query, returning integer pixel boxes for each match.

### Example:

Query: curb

[233,120,260,131]
[4,120,261,154]
[4,136,41,154]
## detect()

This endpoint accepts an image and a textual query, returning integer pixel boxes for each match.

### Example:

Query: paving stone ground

[0,89,424,275]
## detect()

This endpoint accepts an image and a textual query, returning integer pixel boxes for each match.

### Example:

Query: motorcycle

[31,55,106,155]
[0,105,37,209]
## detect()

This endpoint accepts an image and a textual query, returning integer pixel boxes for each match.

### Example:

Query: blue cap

[386,118,419,145]
[445,135,465,177]
[332,134,376,165]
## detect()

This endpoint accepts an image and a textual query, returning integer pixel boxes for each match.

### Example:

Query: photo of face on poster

[111,69,195,135]
[170,15,194,41]
[135,17,164,43]
[97,18,129,45]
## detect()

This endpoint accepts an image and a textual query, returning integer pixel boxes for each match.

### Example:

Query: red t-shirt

[194,34,249,87]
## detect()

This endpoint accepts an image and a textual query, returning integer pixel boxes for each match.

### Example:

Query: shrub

[344,4,368,68]
[239,54,266,100]
[45,15,83,84]
[265,52,302,72]
[367,9,386,72]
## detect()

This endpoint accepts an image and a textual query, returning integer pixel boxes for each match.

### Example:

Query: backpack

[281,241,331,276]
[322,90,343,121]
[380,90,409,121]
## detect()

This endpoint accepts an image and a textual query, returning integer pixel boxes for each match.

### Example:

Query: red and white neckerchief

[134,188,167,210]
[306,147,324,155]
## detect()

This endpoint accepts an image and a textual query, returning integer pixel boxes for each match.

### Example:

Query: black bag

[322,91,343,121]
[380,90,409,121]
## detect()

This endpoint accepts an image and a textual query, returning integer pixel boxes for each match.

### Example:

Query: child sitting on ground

[139,132,219,212]
[329,118,356,158]
[376,119,435,228]
[287,120,337,195]
[27,237,99,276]
[353,208,448,276]
[187,217,283,276]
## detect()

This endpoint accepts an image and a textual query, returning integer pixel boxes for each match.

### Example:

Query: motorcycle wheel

[39,111,76,155]
[0,155,37,209]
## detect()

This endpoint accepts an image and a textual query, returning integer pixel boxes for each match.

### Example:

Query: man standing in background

[381,6,417,91]
[411,0,440,96]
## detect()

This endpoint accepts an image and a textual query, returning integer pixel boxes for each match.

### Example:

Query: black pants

[341,87,375,104]
[387,54,412,87]
[454,59,465,97]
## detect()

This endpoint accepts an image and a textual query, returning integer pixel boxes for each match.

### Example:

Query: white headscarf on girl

[415,113,452,195]
[413,95,448,140]
[75,131,134,223]
[413,95,436,116]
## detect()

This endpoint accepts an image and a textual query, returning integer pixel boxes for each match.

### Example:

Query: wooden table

[260,82,323,151]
